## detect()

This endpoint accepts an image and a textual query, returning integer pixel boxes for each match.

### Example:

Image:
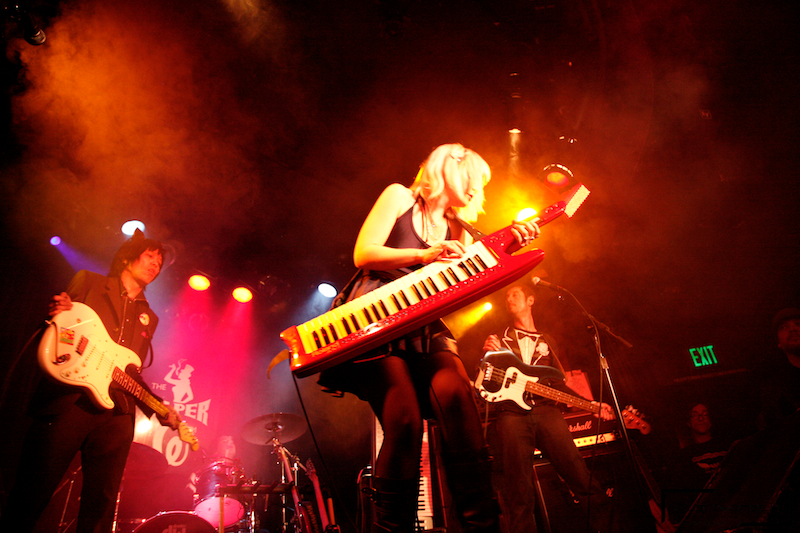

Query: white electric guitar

[38,301,199,451]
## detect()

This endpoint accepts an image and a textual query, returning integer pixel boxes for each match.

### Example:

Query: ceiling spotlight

[121,220,145,236]
[318,282,338,298]
[21,11,46,45]
[536,163,576,195]
[9,2,46,46]
[232,286,253,303]
[188,275,210,291]
[49,236,62,246]
[507,72,523,132]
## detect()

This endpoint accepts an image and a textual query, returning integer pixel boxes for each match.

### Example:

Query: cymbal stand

[273,438,312,533]
[56,464,81,533]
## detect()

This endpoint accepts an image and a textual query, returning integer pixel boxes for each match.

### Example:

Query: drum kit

[128,412,335,533]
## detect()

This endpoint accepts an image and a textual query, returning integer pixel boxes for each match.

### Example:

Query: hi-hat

[241,412,306,445]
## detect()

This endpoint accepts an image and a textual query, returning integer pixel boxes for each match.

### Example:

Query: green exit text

[690,345,718,367]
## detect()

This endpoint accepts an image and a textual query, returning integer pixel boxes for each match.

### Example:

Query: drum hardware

[236,412,344,533]
[191,460,291,533]
[241,412,307,445]
[273,438,314,533]
[193,457,248,531]
[268,441,341,533]
[240,412,308,532]
[52,463,81,533]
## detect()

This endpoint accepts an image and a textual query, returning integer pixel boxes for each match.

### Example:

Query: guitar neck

[525,381,599,414]
[306,461,330,530]
[112,367,169,418]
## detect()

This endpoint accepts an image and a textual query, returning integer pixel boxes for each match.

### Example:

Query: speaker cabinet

[531,450,655,533]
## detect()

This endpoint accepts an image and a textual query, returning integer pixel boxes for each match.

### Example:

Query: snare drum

[193,458,246,528]
[133,511,215,533]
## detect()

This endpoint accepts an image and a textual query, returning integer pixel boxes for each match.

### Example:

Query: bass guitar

[475,350,646,428]
[38,302,199,451]
[476,350,598,412]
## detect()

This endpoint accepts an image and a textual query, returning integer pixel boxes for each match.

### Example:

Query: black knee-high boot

[442,447,502,533]
[369,476,420,533]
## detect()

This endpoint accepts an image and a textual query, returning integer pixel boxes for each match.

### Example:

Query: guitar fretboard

[112,367,168,418]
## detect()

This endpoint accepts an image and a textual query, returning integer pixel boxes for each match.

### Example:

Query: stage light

[318,282,337,298]
[232,287,253,303]
[483,302,493,312]
[8,2,46,46]
[50,236,62,246]
[535,136,580,195]
[135,417,153,435]
[121,220,145,236]
[544,164,571,187]
[188,275,211,291]
[536,163,576,195]
[507,72,524,133]
[516,207,538,222]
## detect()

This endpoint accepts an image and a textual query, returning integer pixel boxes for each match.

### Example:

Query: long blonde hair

[410,143,490,223]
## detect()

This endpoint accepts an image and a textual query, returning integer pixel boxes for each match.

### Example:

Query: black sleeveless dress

[317,203,459,397]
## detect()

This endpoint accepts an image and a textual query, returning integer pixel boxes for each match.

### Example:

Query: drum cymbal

[240,412,306,444]
[124,443,168,479]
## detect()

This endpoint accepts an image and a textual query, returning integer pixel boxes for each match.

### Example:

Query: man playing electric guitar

[480,283,615,533]
[0,229,182,533]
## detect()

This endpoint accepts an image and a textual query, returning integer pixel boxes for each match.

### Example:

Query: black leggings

[356,350,485,480]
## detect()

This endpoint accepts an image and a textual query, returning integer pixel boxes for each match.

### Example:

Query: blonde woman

[319,143,539,533]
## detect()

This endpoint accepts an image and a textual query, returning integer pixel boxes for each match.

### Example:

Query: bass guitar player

[481,283,616,533]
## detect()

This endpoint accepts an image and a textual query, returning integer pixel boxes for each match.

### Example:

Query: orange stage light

[516,207,538,222]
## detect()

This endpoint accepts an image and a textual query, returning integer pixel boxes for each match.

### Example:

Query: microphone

[531,276,563,292]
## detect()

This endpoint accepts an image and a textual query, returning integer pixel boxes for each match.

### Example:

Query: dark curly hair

[108,229,166,279]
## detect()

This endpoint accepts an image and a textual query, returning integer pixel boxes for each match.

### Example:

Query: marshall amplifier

[533,409,622,459]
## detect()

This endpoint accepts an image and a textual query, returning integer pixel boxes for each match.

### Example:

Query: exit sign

[690,345,718,367]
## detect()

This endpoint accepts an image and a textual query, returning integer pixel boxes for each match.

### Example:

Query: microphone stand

[587,313,632,349]
[549,286,644,500]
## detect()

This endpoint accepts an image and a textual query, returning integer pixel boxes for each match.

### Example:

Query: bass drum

[133,511,215,533]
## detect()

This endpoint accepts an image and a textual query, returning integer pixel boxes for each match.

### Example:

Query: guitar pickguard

[39,307,141,409]
[475,350,568,412]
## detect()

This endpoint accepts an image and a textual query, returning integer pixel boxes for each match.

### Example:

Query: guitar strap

[141,343,154,370]
[329,269,364,310]
[452,213,487,241]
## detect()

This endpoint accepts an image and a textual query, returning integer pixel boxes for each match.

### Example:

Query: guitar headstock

[622,405,651,435]
[179,422,200,451]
